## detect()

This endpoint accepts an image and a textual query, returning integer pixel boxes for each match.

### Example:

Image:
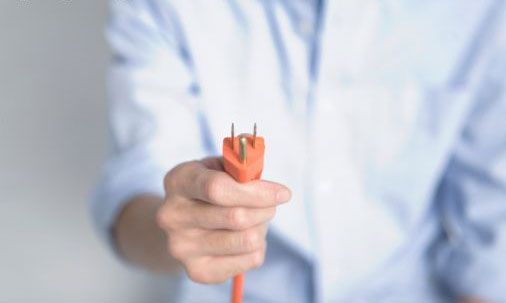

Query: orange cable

[222,124,265,303]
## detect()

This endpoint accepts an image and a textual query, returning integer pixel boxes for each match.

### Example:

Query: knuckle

[164,168,179,192]
[242,229,262,251]
[168,239,186,260]
[185,266,205,283]
[157,205,177,230]
[250,251,265,269]
[227,208,248,229]
[165,161,197,193]
[266,207,277,221]
[156,207,168,229]
[204,175,222,202]
[186,264,215,284]
[168,244,182,260]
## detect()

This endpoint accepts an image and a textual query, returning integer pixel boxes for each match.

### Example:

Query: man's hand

[156,157,291,284]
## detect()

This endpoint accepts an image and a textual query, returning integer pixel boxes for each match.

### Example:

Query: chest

[168,3,494,222]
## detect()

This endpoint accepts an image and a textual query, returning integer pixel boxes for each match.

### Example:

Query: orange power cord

[222,123,265,303]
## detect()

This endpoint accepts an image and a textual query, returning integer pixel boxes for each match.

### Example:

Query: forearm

[113,194,181,274]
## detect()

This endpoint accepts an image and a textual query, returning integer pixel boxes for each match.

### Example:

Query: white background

[0,1,170,302]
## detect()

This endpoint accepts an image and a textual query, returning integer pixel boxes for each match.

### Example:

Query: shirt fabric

[91,0,506,302]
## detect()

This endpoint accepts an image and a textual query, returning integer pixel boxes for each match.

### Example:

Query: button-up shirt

[92,0,506,302]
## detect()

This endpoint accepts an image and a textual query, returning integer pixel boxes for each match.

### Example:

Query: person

[91,1,506,302]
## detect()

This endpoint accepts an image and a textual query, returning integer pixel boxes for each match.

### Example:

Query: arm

[431,6,506,301]
[91,0,204,270]
[113,195,177,273]
[94,1,291,281]
[432,57,506,302]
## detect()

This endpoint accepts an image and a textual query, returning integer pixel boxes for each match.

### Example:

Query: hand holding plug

[157,124,291,290]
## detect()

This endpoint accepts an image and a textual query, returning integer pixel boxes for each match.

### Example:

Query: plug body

[222,134,265,183]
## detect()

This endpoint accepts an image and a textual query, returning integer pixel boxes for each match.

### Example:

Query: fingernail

[276,189,291,203]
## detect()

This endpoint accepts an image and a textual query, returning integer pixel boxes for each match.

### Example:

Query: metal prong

[253,123,257,148]
[239,136,247,164]
[231,123,235,149]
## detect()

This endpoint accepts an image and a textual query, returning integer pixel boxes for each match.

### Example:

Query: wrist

[114,195,180,273]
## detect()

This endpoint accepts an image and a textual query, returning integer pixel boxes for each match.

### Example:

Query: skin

[114,157,291,283]
[113,157,489,301]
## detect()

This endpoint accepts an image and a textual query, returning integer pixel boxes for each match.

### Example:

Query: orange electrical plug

[222,123,265,303]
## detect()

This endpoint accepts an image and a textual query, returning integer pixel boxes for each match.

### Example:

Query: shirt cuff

[90,147,166,254]
[434,227,506,302]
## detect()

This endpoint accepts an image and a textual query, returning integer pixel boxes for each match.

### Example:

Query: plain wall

[0,2,169,302]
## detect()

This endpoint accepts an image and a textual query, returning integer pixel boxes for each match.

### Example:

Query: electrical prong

[239,136,247,164]
[231,123,235,149]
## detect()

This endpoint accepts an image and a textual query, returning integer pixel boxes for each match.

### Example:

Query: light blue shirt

[92,1,506,302]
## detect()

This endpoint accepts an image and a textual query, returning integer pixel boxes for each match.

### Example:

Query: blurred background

[0,2,168,302]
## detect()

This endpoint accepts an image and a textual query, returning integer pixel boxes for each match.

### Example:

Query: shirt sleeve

[90,0,209,249]
[432,39,506,300]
